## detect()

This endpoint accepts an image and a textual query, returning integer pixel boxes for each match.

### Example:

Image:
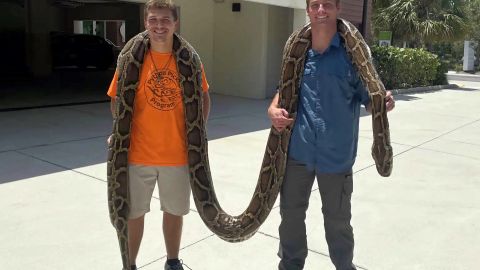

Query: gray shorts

[128,164,191,219]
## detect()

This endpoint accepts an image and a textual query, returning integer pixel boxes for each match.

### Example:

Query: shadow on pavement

[452,87,479,92]
[0,69,113,111]
[393,94,421,102]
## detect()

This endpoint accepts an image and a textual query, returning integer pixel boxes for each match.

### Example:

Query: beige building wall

[141,0,295,98]
[212,1,293,99]
[266,5,294,97]
[212,1,268,98]
[293,8,308,32]
[166,0,215,88]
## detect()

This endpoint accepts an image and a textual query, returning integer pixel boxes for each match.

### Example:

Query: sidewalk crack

[14,150,107,183]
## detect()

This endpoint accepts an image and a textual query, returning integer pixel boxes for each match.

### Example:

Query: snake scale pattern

[107,19,392,269]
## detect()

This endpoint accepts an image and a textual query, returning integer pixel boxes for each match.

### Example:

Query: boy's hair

[305,0,340,8]
[144,0,178,21]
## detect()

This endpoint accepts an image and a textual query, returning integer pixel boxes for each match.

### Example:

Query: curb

[391,84,459,95]
[446,73,480,82]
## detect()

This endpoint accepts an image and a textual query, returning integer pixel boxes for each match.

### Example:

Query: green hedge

[433,60,449,86]
[371,46,444,89]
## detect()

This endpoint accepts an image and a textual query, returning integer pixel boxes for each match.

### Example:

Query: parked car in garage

[51,32,115,70]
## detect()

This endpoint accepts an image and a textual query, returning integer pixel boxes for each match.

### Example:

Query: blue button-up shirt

[289,33,370,173]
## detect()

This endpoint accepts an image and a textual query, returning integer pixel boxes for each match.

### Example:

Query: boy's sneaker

[164,260,183,270]
[164,259,191,270]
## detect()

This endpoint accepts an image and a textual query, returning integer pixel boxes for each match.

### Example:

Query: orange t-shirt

[107,50,209,166]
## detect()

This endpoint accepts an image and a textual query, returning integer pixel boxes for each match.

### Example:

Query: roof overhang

[51,0,145,8]
[243,0,306,9]
[117,0,145,3]
[117,0,306,5]
[50,0,307,9]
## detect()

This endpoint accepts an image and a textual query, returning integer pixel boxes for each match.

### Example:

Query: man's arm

[267,92,293,132]
[203,92,210,123]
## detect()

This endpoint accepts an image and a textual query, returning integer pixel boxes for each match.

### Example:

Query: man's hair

[305,0,340,8]
[144,0,178,21]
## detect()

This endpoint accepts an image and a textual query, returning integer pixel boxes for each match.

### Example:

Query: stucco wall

[266,5,293,97]
[292,8,308,32]
[212,1,269,98]
[172,0,214,90]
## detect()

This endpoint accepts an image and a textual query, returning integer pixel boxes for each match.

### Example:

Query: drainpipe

[361,0,369,39]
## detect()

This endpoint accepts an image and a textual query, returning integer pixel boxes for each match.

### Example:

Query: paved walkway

[1,86,479,270]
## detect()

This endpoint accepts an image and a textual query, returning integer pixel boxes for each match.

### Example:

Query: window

[73,20,125,48]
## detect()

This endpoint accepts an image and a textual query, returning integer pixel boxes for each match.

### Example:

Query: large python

[107,18,392,269]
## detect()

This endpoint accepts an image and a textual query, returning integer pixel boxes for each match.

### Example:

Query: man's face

[144,8,177,43]
[307,0,339,27]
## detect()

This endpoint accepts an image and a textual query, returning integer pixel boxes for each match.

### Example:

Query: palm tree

[373,0,468,47]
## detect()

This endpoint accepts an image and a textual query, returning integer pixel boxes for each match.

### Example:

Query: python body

[107,19,392,270]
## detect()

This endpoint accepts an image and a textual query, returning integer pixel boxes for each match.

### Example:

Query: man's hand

[268,106,294,132]
[267,92,294,132]
[385,90,395,112]
[366,90,396,113]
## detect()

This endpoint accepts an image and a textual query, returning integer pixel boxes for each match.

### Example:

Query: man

[267,0,395,269]
[107,1,210,270]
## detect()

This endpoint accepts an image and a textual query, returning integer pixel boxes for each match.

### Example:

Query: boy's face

[144,8,177,43]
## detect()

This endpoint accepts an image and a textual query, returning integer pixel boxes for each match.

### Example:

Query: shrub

[433,60,449,85]
[371,46,442,89]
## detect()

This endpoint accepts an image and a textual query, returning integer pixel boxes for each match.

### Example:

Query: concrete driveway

[0,86,479,269]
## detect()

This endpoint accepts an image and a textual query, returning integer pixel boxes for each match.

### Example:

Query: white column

[73,21,83,34]
[120,21,126,43]
[463,41,475,72]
